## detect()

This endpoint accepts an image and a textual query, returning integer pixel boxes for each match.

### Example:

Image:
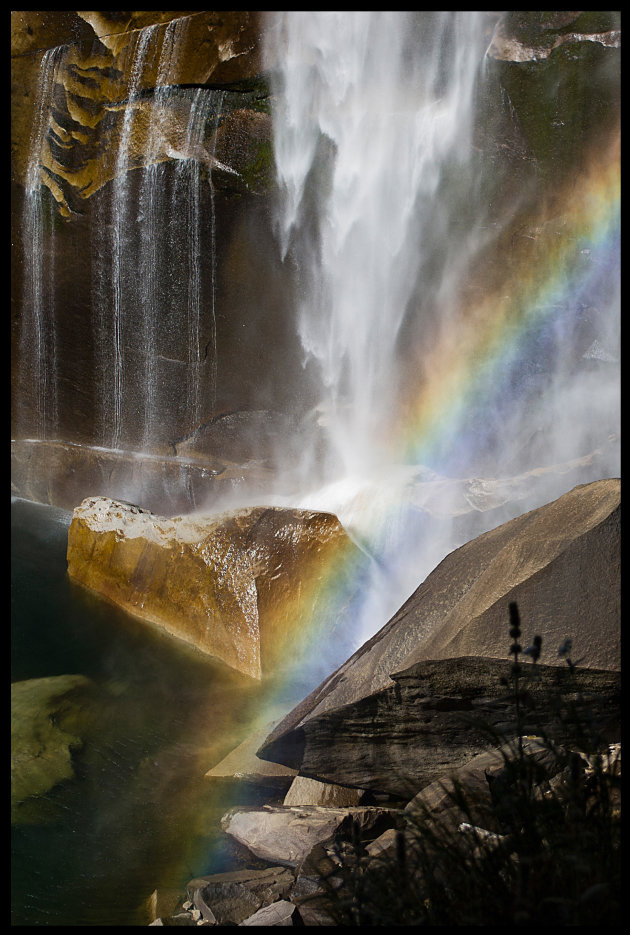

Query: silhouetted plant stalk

[317,600,620,926]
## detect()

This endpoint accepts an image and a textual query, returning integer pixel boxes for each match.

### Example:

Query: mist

[259,10,620,647]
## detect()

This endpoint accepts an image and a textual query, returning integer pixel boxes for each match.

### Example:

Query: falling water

[180,86,224,430]
[136,23,175,452]
[107,24,161,450]
[268,11,486,478]
[204,93,223,417]
[91,19,222,453]
[265,12,490,633]
[135,15,223,449]
[20,45,66,440]
[265,11,620,642]
[11,14,620,925]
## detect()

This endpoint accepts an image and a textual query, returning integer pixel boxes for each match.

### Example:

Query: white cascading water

[136,16,224,450]
[265,10,620,648]
[19,15,227,467]
[91,18,222,452]
[17,12,619,656]
[20,45,66,441]
[268,11,485,477]
[265,12,490,639]
[107,24,161,450]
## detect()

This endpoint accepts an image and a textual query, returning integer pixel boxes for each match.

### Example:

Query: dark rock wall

[258,656,620,796]
[484,12,620,178]
[11,10,307,460]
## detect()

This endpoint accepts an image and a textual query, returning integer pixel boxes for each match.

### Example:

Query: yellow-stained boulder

[66,497,360,680]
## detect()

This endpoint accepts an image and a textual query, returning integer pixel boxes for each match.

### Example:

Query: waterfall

[20,45,66,440]
[265,11,489,629]
[204,92,223,417]
[109,25,161,451]
[91,19,222,453]
[135,17,223,450]
[181,86,225,432]
[267,11,486,480]
[265,11,620,644]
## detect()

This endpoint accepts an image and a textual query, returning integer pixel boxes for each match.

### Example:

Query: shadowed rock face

[485,11,620,178]
[185,867,295,926]
[256,479,620,787]
[66,496,361,680]
[257,656,620,797]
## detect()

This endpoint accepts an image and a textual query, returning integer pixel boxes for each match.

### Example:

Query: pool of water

[11,497,293,926]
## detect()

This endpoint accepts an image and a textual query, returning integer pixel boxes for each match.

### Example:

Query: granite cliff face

[66,496,361,680]
[11,10,303,470]
[485,11,620,177]
[11,11,270,214]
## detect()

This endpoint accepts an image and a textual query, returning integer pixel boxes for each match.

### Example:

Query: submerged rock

[66,496,361,679]
[11,674,96,820]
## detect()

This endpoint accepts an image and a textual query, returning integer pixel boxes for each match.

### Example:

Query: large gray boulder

[256,480,620,794]
[220,804,398,867]
[260,478,619,726]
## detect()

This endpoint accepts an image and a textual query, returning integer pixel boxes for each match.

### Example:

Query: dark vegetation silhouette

[314,602,621,925]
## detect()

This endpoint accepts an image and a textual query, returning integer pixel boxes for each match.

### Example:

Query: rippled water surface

[11,498,283,926]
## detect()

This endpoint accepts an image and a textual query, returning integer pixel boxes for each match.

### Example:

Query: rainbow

[394,130,621,472]
[240,128,622,702]
[269,129,622,680]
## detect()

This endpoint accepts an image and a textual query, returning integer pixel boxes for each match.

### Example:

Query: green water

[10,497,291,926]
